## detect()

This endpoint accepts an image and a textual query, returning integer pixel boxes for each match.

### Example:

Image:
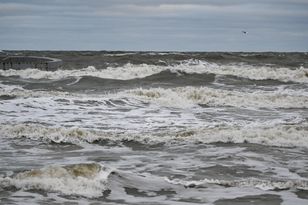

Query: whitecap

[1,123,308,148]
[165,177,308,191]
[0,60,307,83]
[0,163,111,198]
[127,86,308,109]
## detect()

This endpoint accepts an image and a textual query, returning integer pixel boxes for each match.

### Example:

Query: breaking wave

[0,65,163,80]
[127,86,308,108]
[1,123,308,148]
[2,83,307,109]
[0,163,112,198]
[0,60,307,83]
[165,177,308,191]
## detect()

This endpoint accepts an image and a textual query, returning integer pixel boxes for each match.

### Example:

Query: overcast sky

[0,0,307,51]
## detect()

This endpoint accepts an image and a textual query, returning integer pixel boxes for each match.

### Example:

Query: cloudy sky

[0,0,307,51]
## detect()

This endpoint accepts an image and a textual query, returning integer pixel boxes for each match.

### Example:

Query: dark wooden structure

[0,56,62,71]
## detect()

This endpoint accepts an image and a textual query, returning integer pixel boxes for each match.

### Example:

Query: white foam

[103,52,137,56]
[1,82,307,109]
[127,86,308,108]
[165,177,308,191]
[0,163,111,198]
[0,82,79,98]
[0,60,307,83]
[1,123,308,148]
[182,60,308,83]
[0,64,163,80]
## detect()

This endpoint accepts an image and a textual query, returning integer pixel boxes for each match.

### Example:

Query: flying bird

[242,31,248,34]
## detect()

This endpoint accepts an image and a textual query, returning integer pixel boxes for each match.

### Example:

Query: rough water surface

[0,51,308,204]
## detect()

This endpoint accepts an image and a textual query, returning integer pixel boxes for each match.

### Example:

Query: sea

[0,51,308,205]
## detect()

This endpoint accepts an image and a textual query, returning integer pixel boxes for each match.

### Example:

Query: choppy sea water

[0,51,308,205]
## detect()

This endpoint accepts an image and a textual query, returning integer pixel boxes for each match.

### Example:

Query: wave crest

[1,123,308,148]
[0,163,111,198]
[128,86,308,108]
[165,177,308,191]
[1,60,307,83]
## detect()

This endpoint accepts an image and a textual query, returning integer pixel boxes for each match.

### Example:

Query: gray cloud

[1,0,307,18]
[0,0,307,51]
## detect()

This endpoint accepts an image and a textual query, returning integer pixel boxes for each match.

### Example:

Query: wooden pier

[0,56,62,71]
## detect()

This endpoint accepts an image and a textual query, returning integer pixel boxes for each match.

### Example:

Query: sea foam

[2,81,307,109]
[1,123,307,148]
[0,60,307,83]
[165,177,308,191]
[127,86,308,108]
[0,163,111,198]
